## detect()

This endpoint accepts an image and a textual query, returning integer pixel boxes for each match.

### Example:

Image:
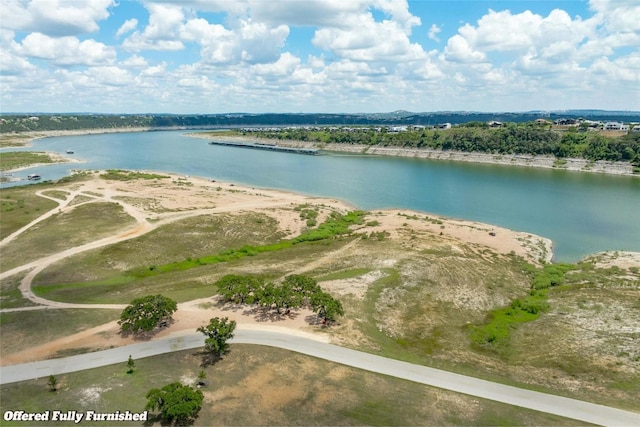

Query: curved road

[0,328,638,427]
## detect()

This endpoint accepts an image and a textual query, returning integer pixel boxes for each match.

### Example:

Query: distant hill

[1,110,638,132]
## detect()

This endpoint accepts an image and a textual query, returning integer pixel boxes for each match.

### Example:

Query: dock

[208,140,319,155]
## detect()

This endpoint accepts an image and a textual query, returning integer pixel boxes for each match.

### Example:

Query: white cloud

[0,48,35,76]
[428,24,441,42]
[313,20,425,62]
[122,3,185,51]
[180,17,289,65]
[140,62,167,77]
[444,35,487,63]
[251,52,300,77]
[588,0,640,33]
[1,0,114,36]
[590,53,640,83]
[120,55,148,68]
[116,18,138,38]
[16,33,116,67]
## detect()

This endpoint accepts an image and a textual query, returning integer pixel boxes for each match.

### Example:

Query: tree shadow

[216,300,339,327]
[194,348,227,368]
[304,314,338,328]
[119,318,176,341]
[218,302,301,323]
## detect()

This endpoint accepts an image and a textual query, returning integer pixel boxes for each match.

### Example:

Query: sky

[1,0,639,114]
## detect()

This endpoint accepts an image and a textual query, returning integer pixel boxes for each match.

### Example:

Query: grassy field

[0,133,34,148]
[0,309,120,356]
[32,236,356,304]
[0,186,60,240]
[0,271,38,309]
[0,151,58,172]
[0,345,586,427]
[0,202,136,273]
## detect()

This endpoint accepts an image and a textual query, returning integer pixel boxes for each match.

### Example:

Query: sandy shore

[187,133,637,177]
[4,127,152,146]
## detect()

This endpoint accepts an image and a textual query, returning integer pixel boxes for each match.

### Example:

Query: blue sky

[1,0,639,113]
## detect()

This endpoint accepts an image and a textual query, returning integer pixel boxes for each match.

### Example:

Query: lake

[2,130,639,262]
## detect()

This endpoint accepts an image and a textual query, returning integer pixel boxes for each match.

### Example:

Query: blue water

[2,130,639,262]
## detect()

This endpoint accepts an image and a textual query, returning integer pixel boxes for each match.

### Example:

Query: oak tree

[197,317,237,359]
[145,382,203,425]
[118,294,177,334]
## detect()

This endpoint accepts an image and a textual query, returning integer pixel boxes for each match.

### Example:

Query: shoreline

[1,127,153,148]
[0,152,83,183]
[187,133,638,177]
[2,128,636,177]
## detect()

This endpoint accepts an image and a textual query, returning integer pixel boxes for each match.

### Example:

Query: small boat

[27,174,41,180]
[66,149,74,154]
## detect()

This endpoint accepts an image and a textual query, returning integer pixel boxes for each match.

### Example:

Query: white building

[604,122,629,131]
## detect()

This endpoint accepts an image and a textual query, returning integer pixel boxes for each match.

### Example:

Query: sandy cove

[187,133,637,177]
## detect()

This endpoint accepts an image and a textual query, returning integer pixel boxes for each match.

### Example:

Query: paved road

[1,329,638,426]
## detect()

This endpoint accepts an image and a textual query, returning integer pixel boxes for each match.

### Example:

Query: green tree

[47,375,57,392]
[127,355,135,374]
[283,274,321,300]
[310,291,344,323]
[145,382,204,426]
[217,274,261,304]
[256,281,301,314]
[197,317,237,360]
[118,294,177,334]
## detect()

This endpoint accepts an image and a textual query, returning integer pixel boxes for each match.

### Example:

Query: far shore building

[535,118,553,125]
[604,122,629,131]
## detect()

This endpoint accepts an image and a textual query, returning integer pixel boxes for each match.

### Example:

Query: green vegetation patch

[127,210,365,279]
[100,170,170,181]
[0,151,57,172]
[469,290,548,351]
[294,203,319,226]
[470,263,576,353]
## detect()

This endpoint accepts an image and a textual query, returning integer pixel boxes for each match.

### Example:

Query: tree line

[217,274,344,322]
[244,124,640,165]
